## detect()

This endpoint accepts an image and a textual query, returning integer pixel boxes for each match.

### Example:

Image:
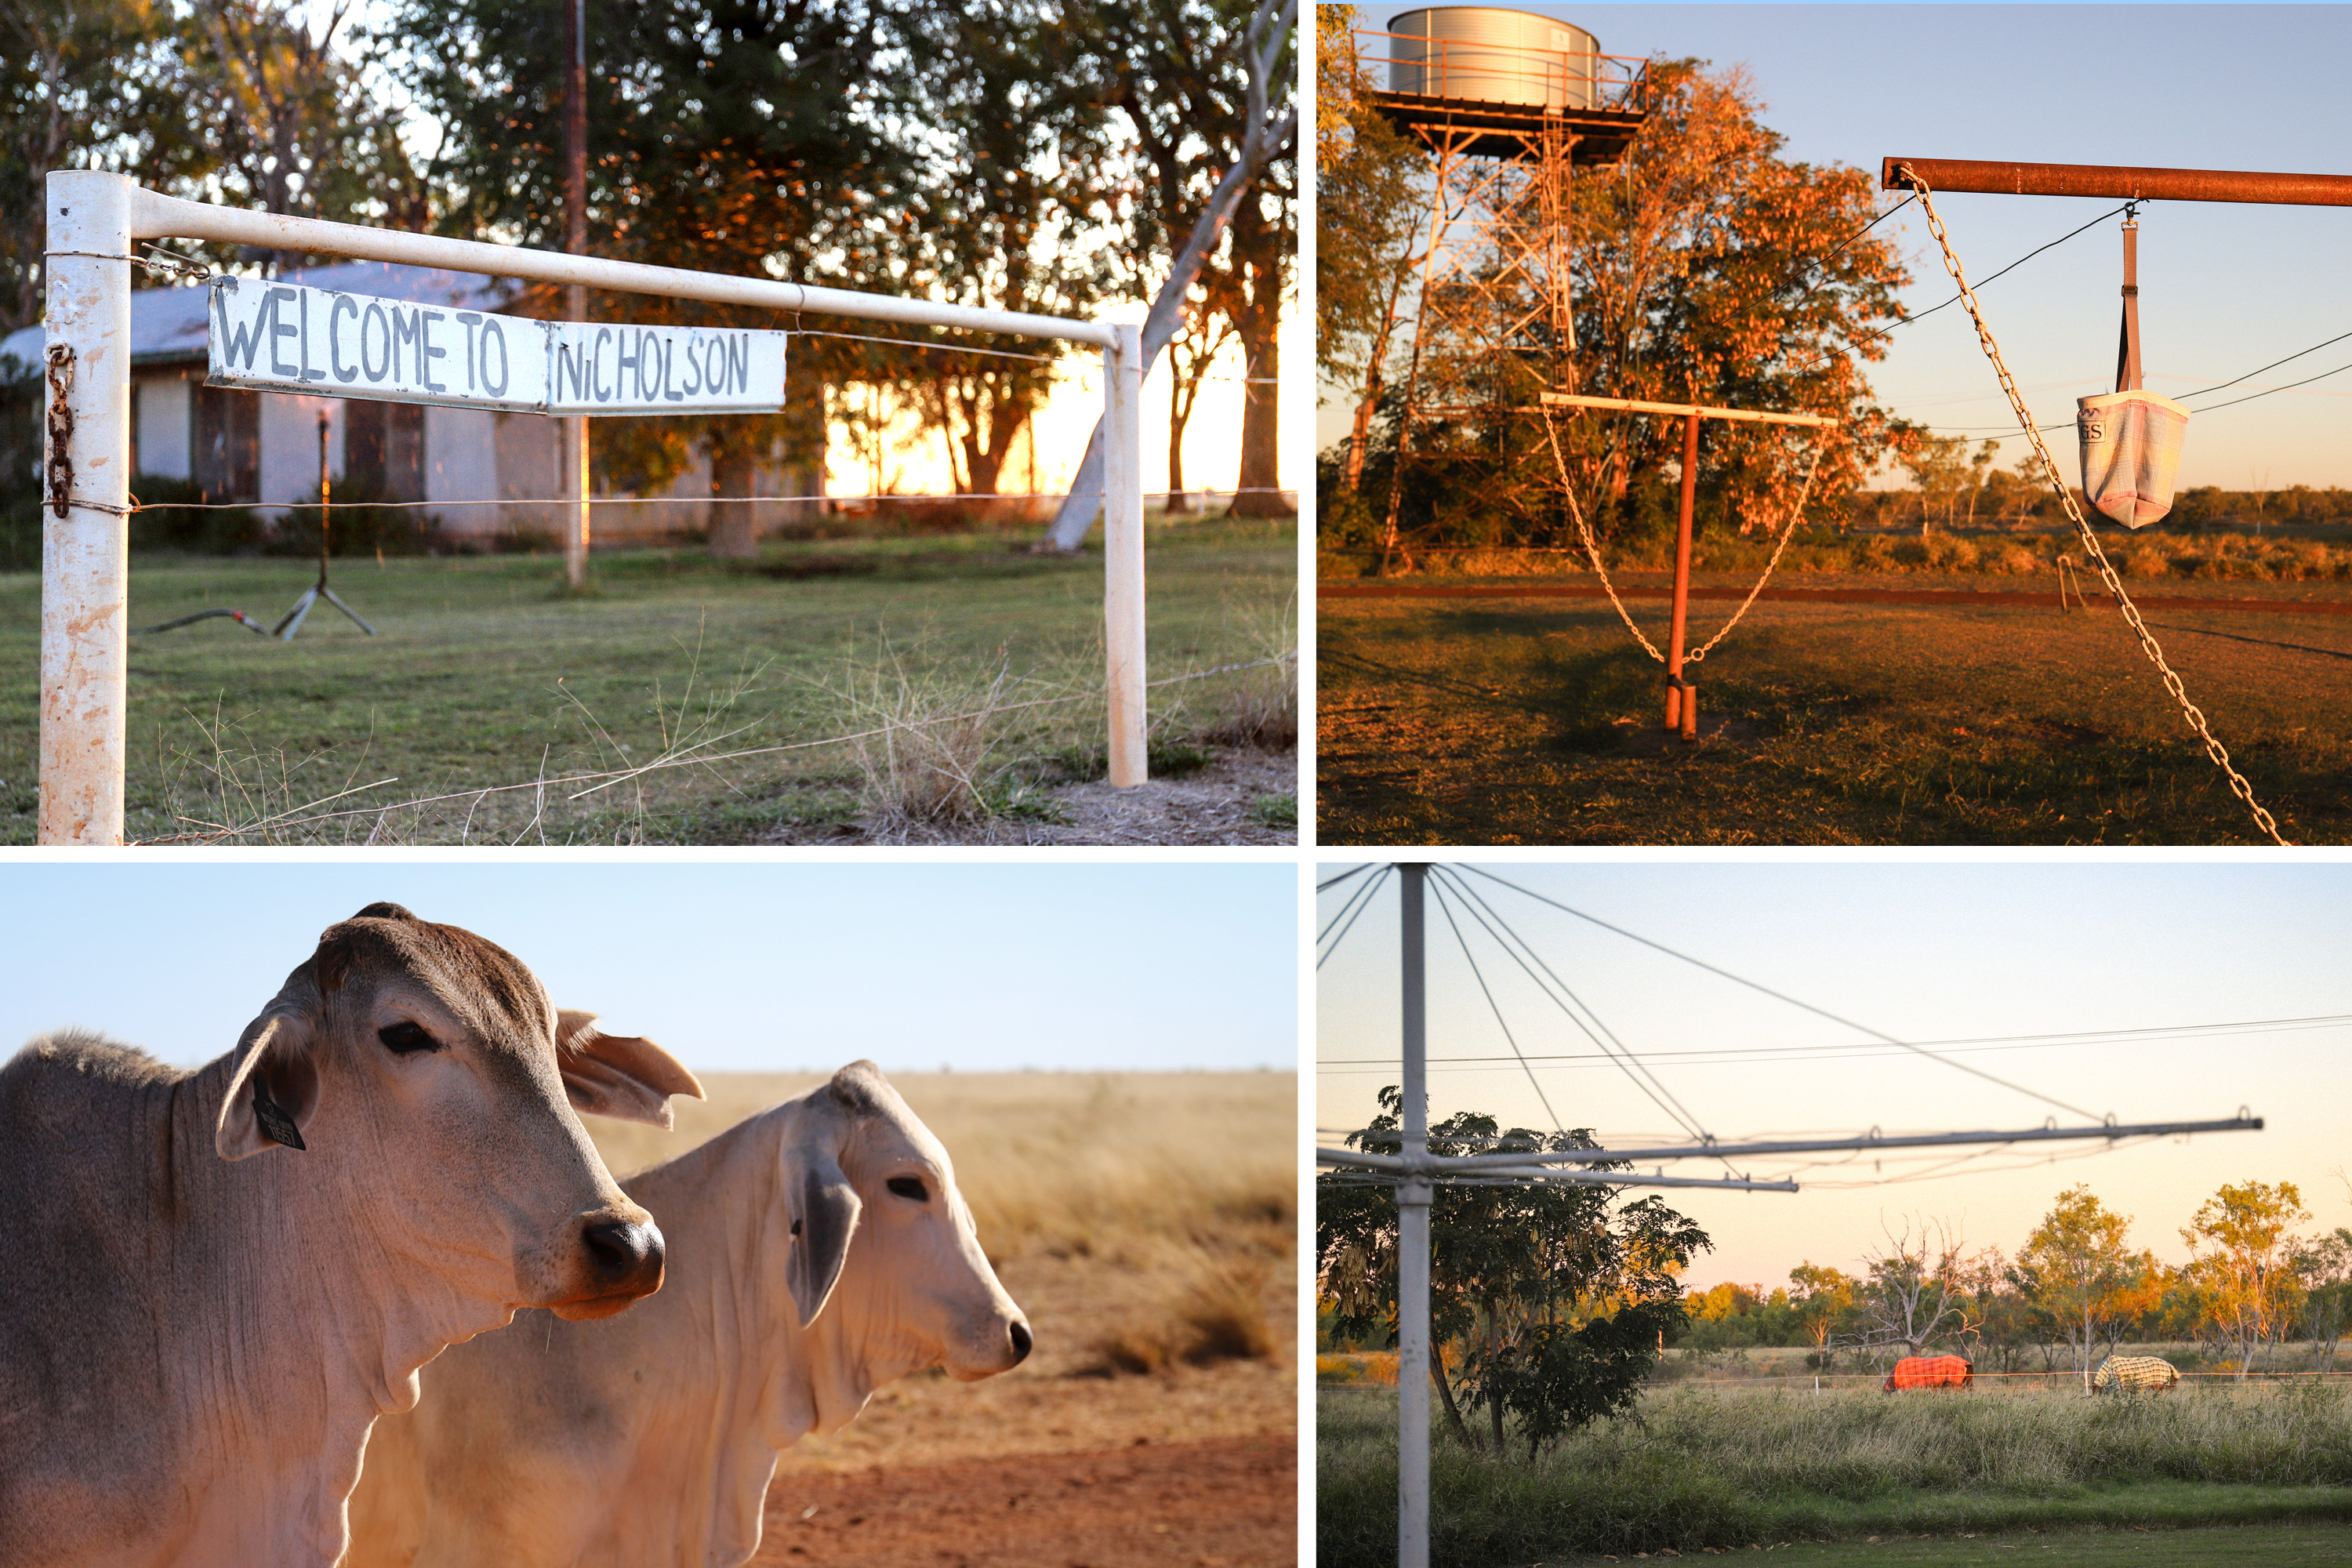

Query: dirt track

[750,1435,1297,1567]
[1319,583,2352,615]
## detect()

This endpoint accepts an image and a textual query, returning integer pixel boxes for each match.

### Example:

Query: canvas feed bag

[2077,389,2189,529]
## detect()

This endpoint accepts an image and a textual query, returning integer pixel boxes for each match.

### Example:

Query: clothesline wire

[1785,201,2130,380]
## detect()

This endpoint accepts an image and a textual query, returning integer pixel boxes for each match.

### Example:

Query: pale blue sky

[1326,5,2352,489]
[0,862,1296,1076]
[1317,859,2352,1286]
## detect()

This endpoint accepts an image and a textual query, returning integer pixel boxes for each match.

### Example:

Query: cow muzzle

[549,1206,667,1320]
[947,1310,1034,1381]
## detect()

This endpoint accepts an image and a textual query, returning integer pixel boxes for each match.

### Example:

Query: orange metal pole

[1664,409,1697,733]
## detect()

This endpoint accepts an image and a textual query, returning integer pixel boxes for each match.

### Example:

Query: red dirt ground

[748,1435,1296,1568]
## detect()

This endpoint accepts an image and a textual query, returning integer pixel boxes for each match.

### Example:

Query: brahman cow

[2094,1354,2180,1392]
[1882,1354,1973,1392]
[346,1061,1032,1568]
[0,904,702,1568]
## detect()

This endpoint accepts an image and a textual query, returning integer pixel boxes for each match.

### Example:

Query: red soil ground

[748,1434,1297,1568]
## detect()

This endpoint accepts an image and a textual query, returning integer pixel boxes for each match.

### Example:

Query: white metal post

[1396,862,1431,1568]
[565,412,589,590]
[41,169,134,846]
[1103,321,1147,787]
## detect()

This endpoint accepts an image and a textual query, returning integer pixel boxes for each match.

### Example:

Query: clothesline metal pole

[1395,862,1430,1568]
[1540,392,1835,739]
[41,169,1143,844]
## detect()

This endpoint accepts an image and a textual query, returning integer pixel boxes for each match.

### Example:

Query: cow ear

[554,1009,705,1128]
[216,1014,319,1161]
[782,1110,862,1330]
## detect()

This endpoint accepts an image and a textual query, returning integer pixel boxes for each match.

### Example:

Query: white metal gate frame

[40,169,1148,845]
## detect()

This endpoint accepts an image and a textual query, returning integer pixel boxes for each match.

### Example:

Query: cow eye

[887,1177,928,1203]
[378,1022,440,1055]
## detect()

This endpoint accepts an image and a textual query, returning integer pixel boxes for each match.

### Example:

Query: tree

[2014,1185,2161,1392]
[1788,1261,1856,1367]
[1317,1087,1710,1459]
[1905,433,1969,537]
[1314,6,1425,496]
[886,2,1123,512]
[392,0,916,557]
[2293,1228,2352,1376]
[2182,1180,2312,1380]
[1162,295,1235,510]
[1080,0,1295,520]
[1853,1216,1979,1360]
[1357,58,1915,559]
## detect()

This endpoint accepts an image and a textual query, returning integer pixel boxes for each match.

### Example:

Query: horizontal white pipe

[129,187,1114,348]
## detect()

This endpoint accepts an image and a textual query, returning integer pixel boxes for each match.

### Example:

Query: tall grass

[1319,1384,2352,1566]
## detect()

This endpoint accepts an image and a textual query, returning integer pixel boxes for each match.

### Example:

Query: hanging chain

[1539,410,1828,667]
[1541,410,1668,662]
[1900,165,2288,847]
[1686,434,1828,664]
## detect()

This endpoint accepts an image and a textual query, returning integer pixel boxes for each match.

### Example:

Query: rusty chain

[43,345,74,520]
[1539,408,1829,667]
[1686,434,1828,664]
[1900,165,2290,847]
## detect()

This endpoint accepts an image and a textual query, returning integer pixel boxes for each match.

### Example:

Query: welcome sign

[205,278,786,416]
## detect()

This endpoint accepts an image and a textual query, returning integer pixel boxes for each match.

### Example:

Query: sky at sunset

[1317,858,2352,1290]
[1323,5,2352,491]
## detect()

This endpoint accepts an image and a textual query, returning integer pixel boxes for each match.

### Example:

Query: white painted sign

[546,321,787,415]
[205,279,786,417]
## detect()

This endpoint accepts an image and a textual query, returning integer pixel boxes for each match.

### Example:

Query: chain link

[1900,165,2289,847]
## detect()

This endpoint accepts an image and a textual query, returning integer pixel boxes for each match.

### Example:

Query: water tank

[1388,8,1602,111]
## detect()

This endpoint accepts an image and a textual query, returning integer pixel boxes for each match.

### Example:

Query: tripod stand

[274,409,378,641]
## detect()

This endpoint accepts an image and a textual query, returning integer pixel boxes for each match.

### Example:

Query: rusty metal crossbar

[1882,157,2352,207]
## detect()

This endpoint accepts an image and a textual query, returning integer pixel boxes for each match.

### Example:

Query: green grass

[1317,572,2352,845]
[1542,1520,2352,1566]
[1318,1384,2352,1568]
[0,517,1294,844]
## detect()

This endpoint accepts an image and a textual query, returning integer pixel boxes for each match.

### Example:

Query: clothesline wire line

[1457,866,2103,1123]
[1784,201,2131,379]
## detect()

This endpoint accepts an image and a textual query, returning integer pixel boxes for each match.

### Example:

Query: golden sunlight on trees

[1322,55,1918,559]
[2181,1179,2314,1381]
[2015,1185,2161,1392]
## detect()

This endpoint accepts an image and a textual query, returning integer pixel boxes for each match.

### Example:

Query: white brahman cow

[0,903,703,1568]
[346,1060,1032,1568]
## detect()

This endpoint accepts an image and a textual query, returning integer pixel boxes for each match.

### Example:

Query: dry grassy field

[586,1069,1299,1471]
[1318,571,2352,844]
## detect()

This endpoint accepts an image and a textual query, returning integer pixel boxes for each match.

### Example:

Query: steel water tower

[1359,8,1649,387]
